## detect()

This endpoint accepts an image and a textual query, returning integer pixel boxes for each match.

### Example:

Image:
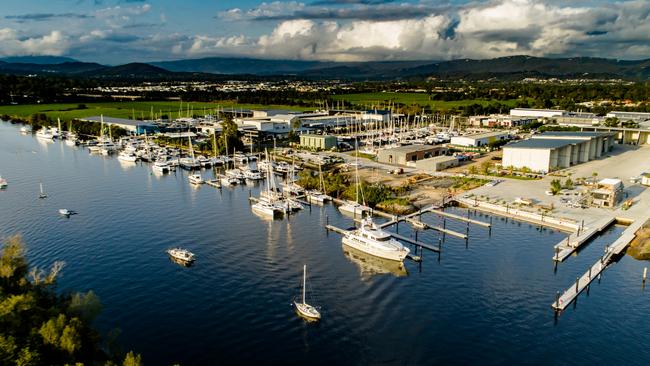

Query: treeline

[0,235,142,365]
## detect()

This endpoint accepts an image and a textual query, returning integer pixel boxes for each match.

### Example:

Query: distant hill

[0,61,105,75]
[0,56,78,64]
[151,57,432,77]
[82,63,172,78]
[1,55,650,80]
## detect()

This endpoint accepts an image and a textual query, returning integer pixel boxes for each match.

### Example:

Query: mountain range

[1,55,649,81]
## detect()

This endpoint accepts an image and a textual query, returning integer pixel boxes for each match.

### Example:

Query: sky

[0,0,649,64]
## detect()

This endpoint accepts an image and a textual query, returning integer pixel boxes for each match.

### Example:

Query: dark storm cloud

[250,4,448,21]
[311,0,397,5]
[5,13,93,22]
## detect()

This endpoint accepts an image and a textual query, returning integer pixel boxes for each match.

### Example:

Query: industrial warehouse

[501,131,616,173]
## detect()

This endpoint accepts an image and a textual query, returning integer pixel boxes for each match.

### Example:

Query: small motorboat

[38,182,47,199]
[166,248,195,264]
[188,173,204,185]
[58,209,71,216]
[0,176,7,189]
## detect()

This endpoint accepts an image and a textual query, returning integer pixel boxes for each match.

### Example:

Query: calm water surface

[1,122,649,365]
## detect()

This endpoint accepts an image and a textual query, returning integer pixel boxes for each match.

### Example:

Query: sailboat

[338,141,370,217]
[252,154,286,217]
[293,264,321,321]
[38,182,47,199]
[180,131,201,170]
[306,162,331,204]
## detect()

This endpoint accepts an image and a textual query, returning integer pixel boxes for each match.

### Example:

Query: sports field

[0,101,304,122]
[331,92,519,110]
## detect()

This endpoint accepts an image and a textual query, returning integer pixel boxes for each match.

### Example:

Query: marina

[1,122,650,365]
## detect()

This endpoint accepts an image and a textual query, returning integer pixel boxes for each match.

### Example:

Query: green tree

[564,178,574,189]
[0,235,142,365]
[123,351,143,366]
[480,161,493,175]
[467,165,478,175]
[550,179,562,195]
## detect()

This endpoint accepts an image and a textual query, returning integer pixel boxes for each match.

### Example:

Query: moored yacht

[342,217,410,262]
[0,176,7,189]
[188,173,204,185]
[36,128,55,140]
[117,151,138,162]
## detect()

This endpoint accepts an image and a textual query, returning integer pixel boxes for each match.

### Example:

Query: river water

[1,122,649,365]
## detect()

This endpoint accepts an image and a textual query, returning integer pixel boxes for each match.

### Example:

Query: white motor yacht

[241,167,263,180]
[166,248,195,264]
[117,151,138,162]
[188,173,204,185]
[20,126,31,134]
[342,217,410,262]
[306,190,331,204]
[0,176,7,189]
[152,160,170,173]
[36,128,55,140]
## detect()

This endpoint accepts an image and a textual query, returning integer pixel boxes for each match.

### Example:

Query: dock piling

[644,267,647,284]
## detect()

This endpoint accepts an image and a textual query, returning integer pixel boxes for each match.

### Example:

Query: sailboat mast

[302,265,306,304]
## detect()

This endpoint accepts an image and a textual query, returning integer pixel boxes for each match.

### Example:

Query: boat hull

[294,301,321,321]
[342,235,409,262]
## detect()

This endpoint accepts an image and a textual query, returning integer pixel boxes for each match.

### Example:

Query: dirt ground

[446,150,503,173]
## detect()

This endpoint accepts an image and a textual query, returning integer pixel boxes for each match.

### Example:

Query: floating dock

[552,216,648,311]
[552,217,615,262]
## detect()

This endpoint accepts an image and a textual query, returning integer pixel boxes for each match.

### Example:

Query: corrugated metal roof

[503,138,584,149]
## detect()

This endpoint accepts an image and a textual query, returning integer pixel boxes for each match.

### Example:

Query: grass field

[0,101,305,122]
[332,92,519,110]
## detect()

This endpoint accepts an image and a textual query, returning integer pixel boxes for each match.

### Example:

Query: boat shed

[377,145,448,166]
[299,134,338,150]
[414,155,459,171]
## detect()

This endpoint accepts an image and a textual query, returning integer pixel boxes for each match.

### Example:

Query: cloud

[0,29,71,56]
[219,2,449,21]
[207,0,650,61]
[5,13,93,22]
[311,0,397,4]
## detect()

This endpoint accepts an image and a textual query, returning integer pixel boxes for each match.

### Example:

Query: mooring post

[575,277,580,293]
[396,221,399,234]
[326,215,329,226]
[588,267,591,280]
[415,230,418,242]
[644,267,648,284]
[555,291,560,308]
[555,246,560,261]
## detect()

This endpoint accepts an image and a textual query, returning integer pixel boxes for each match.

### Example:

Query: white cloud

[0,29,70,56]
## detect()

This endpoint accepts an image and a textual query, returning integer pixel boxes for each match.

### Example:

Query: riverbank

[627,220,650,260]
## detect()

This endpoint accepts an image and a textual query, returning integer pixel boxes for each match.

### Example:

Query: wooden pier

[552,216,648,311]
[552,217,615,262]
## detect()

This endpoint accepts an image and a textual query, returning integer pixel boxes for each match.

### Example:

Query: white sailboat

[306,162,331,204]
[338,142,370,217]
[38,182,47,199]
[342,217,410,262]
[293,264,321,321]
[252,151,287,217]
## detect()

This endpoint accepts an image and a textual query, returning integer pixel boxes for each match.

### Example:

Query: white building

[502,132,616,173]
[469,114,535,127]
[510,108,566,118]
[450,131,510,147]
[605,111,650,122]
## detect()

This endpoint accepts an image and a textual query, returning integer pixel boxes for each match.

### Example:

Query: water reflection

[342,244,408,278]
